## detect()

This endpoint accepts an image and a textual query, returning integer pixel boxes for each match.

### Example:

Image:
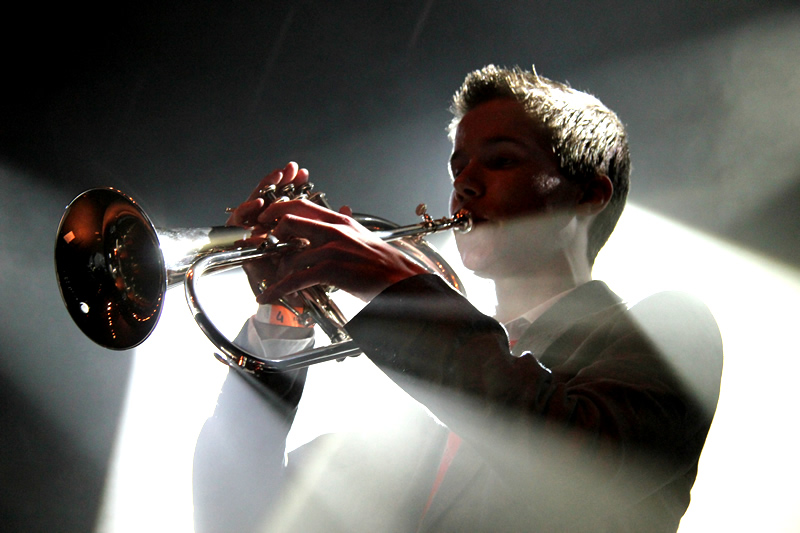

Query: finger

[257,262,334,304]
[271,238,380,288]
[235,234,273,247]
[259,252,395,304]
[276,161,307,184]
[276,162,298,187]
[276,162,311,192]
[243,161,311,205]
[339,205,353,217]
[256,198,350,229]
[297,167,310,184]
[269,215,361,251]
[259,232,426,303]
[247,168,285,202]
[226,198,265,226]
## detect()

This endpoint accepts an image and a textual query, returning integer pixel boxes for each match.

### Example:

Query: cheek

[521,174,578,214]
[542,175,563,192]
[491,181,548,218]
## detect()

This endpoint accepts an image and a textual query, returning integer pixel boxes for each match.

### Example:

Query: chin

[455,216,566,280]
[455,223,508,278]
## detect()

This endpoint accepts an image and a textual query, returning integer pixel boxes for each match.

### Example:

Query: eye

[486,156,517,169]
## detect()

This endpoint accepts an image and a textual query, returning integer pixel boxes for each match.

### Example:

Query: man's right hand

[226,162,310,298]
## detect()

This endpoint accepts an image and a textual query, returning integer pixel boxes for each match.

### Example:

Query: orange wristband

[266,305,313,328]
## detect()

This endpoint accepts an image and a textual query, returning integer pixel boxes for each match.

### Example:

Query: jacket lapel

[511,281,624,361]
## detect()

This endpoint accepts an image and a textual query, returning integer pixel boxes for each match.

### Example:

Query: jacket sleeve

[345,274,723,521]
[192,308,314,533]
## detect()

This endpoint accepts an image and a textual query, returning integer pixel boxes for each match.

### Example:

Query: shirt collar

[507,281,625,358]
[503,288,576,342]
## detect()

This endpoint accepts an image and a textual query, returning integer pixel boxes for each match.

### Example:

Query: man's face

[448,99,583,278]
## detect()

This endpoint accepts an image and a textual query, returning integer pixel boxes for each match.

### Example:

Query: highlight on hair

[449,65,631,265]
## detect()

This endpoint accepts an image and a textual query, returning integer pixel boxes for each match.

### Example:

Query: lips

[463,210,488,225]
[468,217,489,229]
[453,204,488,225]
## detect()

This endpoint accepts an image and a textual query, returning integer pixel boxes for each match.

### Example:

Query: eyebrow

[485,136,530,147]
[450,136,531,166]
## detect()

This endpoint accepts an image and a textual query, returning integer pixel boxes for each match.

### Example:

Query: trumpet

[54,186,471,373]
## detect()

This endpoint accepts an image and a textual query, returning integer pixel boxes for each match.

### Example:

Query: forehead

[453,99,546,150]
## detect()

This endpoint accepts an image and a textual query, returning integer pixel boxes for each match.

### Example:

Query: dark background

[2,2,799,531]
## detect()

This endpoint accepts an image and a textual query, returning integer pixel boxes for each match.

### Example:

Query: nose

[452,167,484,204]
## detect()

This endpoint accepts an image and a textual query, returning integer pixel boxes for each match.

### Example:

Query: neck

[491,254,592,323]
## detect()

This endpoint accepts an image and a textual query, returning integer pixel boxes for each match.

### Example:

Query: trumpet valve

[295,182,314,197]
[258,184,279,202]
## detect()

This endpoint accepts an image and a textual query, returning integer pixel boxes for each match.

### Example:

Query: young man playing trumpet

[194,65,722,532]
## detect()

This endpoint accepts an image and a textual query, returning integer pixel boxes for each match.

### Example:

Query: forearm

[232,304,315,414]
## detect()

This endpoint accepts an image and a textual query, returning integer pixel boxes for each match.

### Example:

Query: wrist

[255,304,314,329]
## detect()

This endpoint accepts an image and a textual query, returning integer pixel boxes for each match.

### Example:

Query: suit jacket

[194,275,722,533]
[346,275,723,532]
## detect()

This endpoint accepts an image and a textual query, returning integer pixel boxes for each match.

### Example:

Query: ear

[576,173,613,216]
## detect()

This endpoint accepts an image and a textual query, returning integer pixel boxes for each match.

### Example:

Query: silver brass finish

[55,186,471,372]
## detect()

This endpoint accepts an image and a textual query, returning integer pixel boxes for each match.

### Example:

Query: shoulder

[623,290,723,416]
[626,290,722,350]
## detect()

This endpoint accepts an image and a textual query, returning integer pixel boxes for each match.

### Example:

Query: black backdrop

[2,2,799,531]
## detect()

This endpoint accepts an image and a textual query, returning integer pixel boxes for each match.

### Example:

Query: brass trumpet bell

[55,188,167,349]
